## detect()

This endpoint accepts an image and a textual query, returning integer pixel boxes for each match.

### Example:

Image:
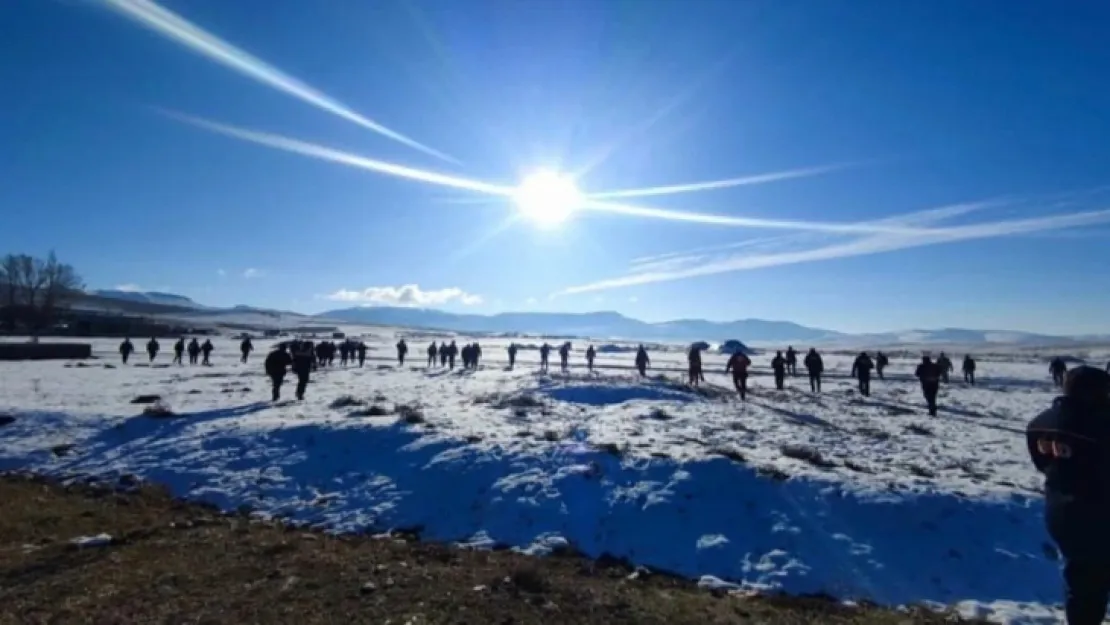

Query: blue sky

[3,0,1110,335]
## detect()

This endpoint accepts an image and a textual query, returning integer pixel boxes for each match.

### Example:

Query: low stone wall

[0,342,92,361]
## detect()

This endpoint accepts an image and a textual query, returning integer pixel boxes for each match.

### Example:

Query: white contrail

[559,208,1110,294]
[100,0,457,163]
[168,113,510,196]
[588,164,849,200]
[582,199,945,235]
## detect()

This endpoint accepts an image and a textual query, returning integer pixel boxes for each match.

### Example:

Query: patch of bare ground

[0,474,982,624]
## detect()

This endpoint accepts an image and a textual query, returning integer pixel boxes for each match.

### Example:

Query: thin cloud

[100,0,456,163]
[587,163,849,200]
[242,268,264,278]
[114,283,143,292]
[327,284,483,307]
[559,207,1110,295]
[216,268,226,277]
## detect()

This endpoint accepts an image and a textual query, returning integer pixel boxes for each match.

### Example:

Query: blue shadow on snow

[543,384,695,406]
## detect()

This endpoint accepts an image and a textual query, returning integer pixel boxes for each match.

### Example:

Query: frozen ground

[2,334,1106,623]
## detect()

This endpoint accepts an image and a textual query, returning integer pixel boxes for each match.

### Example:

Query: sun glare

[512,170,582,226]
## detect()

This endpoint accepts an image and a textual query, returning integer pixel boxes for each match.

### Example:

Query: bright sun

[511,170,582,226]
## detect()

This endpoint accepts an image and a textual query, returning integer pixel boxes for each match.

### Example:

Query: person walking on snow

[539,343,551,372]
[1027,366,1110,625]
[146,337,159,363]
[200,339,213,365]
[915,355,942,416]
[876,352,889,380]
[688,345,703,387]
[851,352,875,397]
[172,338,184,365]
[805,348,824,392]
[119,338,134,364]
[725,351,752,400]
[507,343,518,369]
[559,342,571,373]
[187,338,201,365]
[428,342,438,367]
[635,345,650,377]
[447,341,457,369]
[1051,357,1069,388]
[962,355,977,385]
[356,341,367,367]
[586,345,596,372]
[771,351,787,390]
[937,352,953,384]
[785,346,798,376]
[264,344,293,401]
[291,341,314,400]
[397,338,408,366]
[240,336,253,364]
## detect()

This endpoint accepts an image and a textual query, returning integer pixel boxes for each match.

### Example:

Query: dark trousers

[173,352,182,364]
[809,373,821,392]
[270,374,284,401]
[964,371,975,385]
[774,371,785,390]
[637,364,646,377]
[922,382,939,416]
[733,374,748,400]
[148,351,157,362]
[122,353,130,364]
[876,366,885,380]
[858,374,871,396]
[398,354,405,365]
[295,372,309,400]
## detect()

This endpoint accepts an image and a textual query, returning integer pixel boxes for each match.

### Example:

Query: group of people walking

[120,336,217,366]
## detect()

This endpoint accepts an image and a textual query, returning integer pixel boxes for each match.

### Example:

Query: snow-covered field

[2,333,1106,623]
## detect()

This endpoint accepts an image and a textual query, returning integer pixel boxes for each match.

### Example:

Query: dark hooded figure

[1051,357,1069,388]
[447,340,457,369]
[585,345,596,372]
[558,342,571,373]
[539,343,551,372]
[200,339,213,365]
[1027,367,1110,625]
[240,337,253,364]
[264,344,293,401]
[785,346,798,376]
[725,351,752,400]
[428,342,438,367]
[804,348,824,393]
[440,342,449,367]
[635,345,650,377]
[962,355,977,385]
[339,341,350,366]
[356,341,367,367]
[397,339,408,366]
[473,343,482,368]
[326,341,337,367]
[315,342,327,368]
[146,337,159,362]
[851,352,874,397]
[461,344,473,369]
[936,352,953,384]
[187,338,201,365]
[507,343,518,369]
[876,352,890,380]
[119,338,134,364]
[172,338,184,365]
[687,345,703,387]
[771,351,787,390]
[915,355,942,416]
[291,341,315,400]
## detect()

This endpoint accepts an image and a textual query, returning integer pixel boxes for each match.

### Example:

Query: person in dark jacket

[915,355,942,416]
[1051,357,1069,388]
[264,344,293,401]
[635,345,650,377]
[559,342,571,373]
[851,352,874,397]
[172,338,184,365]
[440,342,449,367]
[507,343,518,370]
[962,355,977,385]
[771,351,787,390]
[447,340,457,369]
[936,352,953,384]
[396,339,408,366]
[473,343,482,368]
[187,338,201,365]
[200,339,214,365]
[291,341,315,400]
[875,352,889,380]
[804,348,824,392]
[356,341,367,367]
[426,342,437,367]
[539,343,551,372]
[340,341,352,366]
[585,345,596,372]
[1027,366,1110,625]
[461,344,473,369]
[688,346,703,387]
[119,338,134,364]
[146,337,160,363]
[725,351,752,400]
[240,337,253,364]
[785,346,798,376]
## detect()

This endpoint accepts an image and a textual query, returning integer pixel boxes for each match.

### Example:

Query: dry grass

[0,474,981,625]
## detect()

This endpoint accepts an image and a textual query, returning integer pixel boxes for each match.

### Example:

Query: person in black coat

[875,351,889,380]
[119,338,134,364]
[915,356,942,416]
[356,341,367,367]
[804,348,824,393]
[240,337,253,364]
[851,352,874,397]
[771,351,787,390]
[1028,366,1110,625]
[962,355,977,385]
[264,345,293,401]
[785,346,798,376]
[292,341,315,400]
[1051,357,1069,388]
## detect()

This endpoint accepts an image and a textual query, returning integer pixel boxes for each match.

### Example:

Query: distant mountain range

[80,289,1100,346]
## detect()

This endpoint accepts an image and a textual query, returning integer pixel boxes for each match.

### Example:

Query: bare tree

[0,252,83,334]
